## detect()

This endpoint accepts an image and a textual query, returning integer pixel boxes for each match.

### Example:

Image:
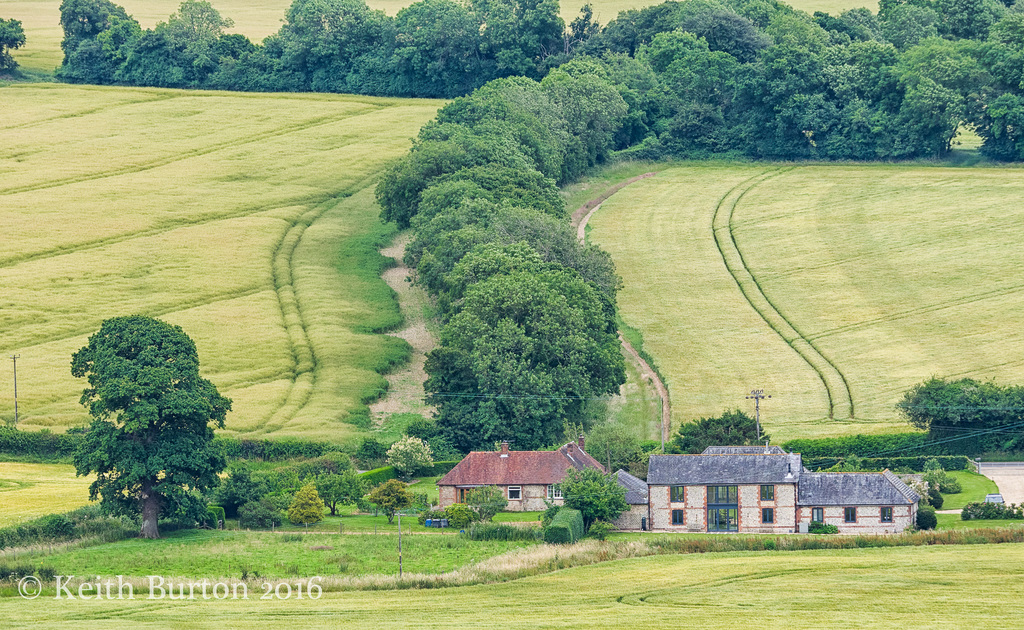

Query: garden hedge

[805,455,974,472]
[544,508,584,544]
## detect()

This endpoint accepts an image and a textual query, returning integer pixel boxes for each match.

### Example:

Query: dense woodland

[56,0,1024,160]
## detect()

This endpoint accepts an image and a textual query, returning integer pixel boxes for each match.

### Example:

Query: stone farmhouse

[437,438,604,512]
[616,446,920,534]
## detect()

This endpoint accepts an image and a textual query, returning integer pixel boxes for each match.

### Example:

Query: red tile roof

[438,442,605,486]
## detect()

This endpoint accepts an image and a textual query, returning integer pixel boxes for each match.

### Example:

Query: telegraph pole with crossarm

[746,389,771,440]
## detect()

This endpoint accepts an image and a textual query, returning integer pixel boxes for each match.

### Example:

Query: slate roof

[438,442,604,486]
[703,445,786,455]
[647,453,803,485]
[616,470,649,505]
[797,471,920,506]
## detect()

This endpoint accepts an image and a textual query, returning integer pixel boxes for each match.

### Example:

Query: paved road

[978,462,1024,505]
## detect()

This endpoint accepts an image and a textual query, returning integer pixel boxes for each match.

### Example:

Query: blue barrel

[425,519,432,527]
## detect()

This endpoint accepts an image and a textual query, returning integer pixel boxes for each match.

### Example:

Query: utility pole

[746,389,771,440]
[397,511,403,578]
[10,355,19,428]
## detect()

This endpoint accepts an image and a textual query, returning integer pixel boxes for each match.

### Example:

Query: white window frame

[547,485,562,500]
[508,486,522,500]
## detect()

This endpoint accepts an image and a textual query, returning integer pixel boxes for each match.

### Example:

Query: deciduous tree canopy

[70,315,231,539]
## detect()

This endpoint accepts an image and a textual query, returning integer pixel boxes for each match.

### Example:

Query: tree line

[55,0,1024,160]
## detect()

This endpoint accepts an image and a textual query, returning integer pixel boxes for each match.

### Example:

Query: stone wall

[612,504,649,530]
[796,504,915,534]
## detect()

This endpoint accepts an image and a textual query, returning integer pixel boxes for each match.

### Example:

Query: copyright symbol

[18,576,41,599]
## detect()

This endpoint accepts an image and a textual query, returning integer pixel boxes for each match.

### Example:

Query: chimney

[500,441,509,458]
[577,434,585,451]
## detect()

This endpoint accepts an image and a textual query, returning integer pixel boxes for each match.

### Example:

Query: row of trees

[55,0,576,97]
[377,67,630,452]
[56,0,1024,160]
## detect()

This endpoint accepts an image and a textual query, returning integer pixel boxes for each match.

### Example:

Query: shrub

[464,523,543,541]
[287,483,325,526]
[928,486,944,509]
[808,522,839,534]
[544,508,584,544]
[961,502,1024,520]
[238,499,284,529]
[466,486,508,521]
[356,438,388,469]
[917,505,937,530]
[445,503,475,529]
[541,502,560,528]
[588,520,614,540]
[0,505,134,549]
[386,436,434,479]
[206,506,226,529]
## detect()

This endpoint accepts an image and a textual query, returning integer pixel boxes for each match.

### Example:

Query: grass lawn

[588,163,1024,441]
[936,513,1024,530]
[941,471,999,511]
[0,84,440,441]
[5,0,883,74]
[1,543,1022,628]
[0,462,91,526]
[12,528,535,579]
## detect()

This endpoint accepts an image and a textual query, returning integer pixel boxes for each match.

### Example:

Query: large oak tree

[71,315,231,538]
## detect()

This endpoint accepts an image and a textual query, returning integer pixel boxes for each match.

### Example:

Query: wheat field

[3,0,881,74]
[0,83,440,440]
[587,163,1024,441]
[0,462,90,526]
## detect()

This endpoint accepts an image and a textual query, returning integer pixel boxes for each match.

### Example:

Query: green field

[588,163,1024,440]
[11,528,533,578]
[0,544,1021,627]
[3,0,881,74]
[0,462,90,526]
[0,83,440,440]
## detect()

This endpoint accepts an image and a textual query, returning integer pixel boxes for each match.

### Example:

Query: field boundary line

[573,171,671,444]
[711,168,854,420]
[0,105,387,197]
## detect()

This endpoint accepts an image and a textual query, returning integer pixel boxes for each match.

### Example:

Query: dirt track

[571,173,669,444]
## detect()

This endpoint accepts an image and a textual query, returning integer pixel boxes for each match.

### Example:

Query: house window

[670,486,685,503]
[547,485,562,500]
[760,485,775,501]
[707,486,739,532]
[881,507,893,523]
[672,510,685,525]
[508,486,522,501]
[762,508,774,524]
[844,507,857,523]
[812,507,823,523]
[458,488,467,503]
[709,485,738,504]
